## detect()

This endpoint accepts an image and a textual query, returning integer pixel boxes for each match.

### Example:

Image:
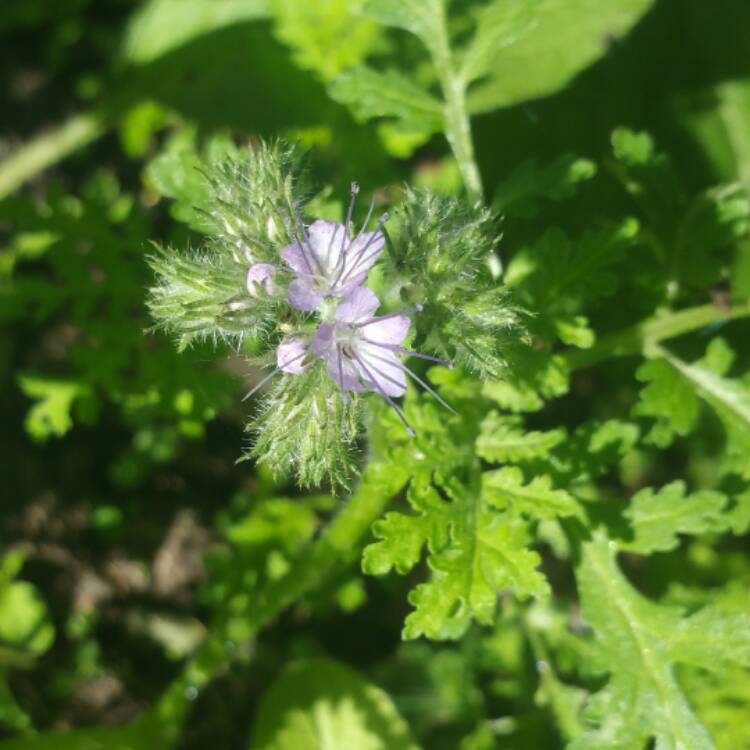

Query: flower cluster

[243,184,452,434]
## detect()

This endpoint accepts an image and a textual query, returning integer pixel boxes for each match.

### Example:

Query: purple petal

[277,337,309,374]
[307,220,346,274]
[311,323,336,358]
[246,263,276,296]
[281,242,315,277]
[334,286,380,324]
[339,230,384,282]
[356,345,407,397]
[332,272,367,298]
[288,279,324,311]
[360,313,411,346]
[312,324,362,392]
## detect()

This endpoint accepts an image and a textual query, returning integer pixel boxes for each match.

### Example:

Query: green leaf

[249,658,420,750]
[622,481,732,554]
[465,0,654,114]
[476,412,565,463]
[482,466,582,521]
[571,533,726,750]
[358,0,442,47]
[145,130,238,233]
[492,153,597,219]
[460,0,540,84]
[120,0,269,66]
[635,339,750,475]
[633,358,700,447]
[364,474,549,640]
[661,347,750,478]
[329,68,443,133]
[270,0,381,82]
[16,375,90,442]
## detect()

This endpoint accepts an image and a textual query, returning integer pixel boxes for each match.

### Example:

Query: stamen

[334,212,389,287]
[331,189,373,281]
[241,351,307,401]
[355,305,423,328]
[361,339,454,368]
[361,350,456,414]
[340,181,359,257]
[327,182,366,286]
[351,351,415,437]
[242,367,280,402]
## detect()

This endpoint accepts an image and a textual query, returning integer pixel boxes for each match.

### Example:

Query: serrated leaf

[571,533,719,750]
[270,0,381,82]
[466,0,654,114]
[635,339,750,475]
[249,658,419,750]
[622,481,732,554]
[662,347,750,478]
[460,0,540,84]
[633,358,700,447]
[364,475,549,640]
[476,412,565,462]
[482,466,582,521]
[16,375,91,442]
[329,67,443,133]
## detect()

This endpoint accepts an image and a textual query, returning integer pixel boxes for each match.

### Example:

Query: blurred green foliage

[2,0,750,749]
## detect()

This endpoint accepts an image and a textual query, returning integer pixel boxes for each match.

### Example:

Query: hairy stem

[0,110,108,200]
[431,2,483,202]
[564,300,750,372]
[151,460,409,747]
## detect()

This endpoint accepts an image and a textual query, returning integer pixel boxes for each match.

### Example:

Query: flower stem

[0,110,108,200]
[151,460,409,747]
[564,300,750,372]
[431,2,483,202]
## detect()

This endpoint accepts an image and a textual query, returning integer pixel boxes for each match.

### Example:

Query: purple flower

[242,336,310,402]
[246,263,277,297]
[311,287,454,435]
[282,184,388,311]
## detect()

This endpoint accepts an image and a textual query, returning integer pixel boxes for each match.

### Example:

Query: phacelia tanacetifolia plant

[148,141,523,489]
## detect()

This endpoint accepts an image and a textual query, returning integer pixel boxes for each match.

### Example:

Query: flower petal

[312,323,362,392]
[277,337,309,374]
[307,220,346,275]
[288,279,324,311]
[359,313,411,346]
[281,242,315,277]
[334,286,380,324]
[339,230,384,282]
[356,345,407,397]
[246,263,276,296]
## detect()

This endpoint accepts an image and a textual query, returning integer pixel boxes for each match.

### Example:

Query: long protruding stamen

[331,190,374,283]
[355,305,423,328]
[333,212,389,287]
[361,338,454,369]
[340,182,359,257]
[242,367,280,402]
[397,361,457,414]
[241,351,307,401]
[361,350,456,414]
[351,351,415,437]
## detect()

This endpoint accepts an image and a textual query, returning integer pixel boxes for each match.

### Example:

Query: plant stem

[0,110,107,200]
[564,300,750,372]
[431,2,483,202]
[151,460,409,747]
